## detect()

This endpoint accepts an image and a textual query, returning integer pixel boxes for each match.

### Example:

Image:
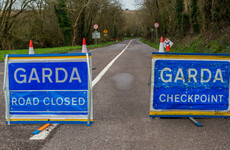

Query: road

[0,39,230,150]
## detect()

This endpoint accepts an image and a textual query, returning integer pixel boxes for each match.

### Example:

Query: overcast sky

[119,0,137,10]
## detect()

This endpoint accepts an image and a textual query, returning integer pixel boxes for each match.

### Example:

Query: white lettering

[159,94,166,102]
[175,94,180,102]
[188,69,197,83]
[42,68,53,83]
[174,68,185,82]
[200,95,207,102]
[12,98,17,105]
[188,95,193,102]
[56,97,63,105]
[219,95,223,102]
[158,94,224,104]
[26,98,32,105]
[18,98,25,105]
[64,97,70,105]
[56,68,68,83]
[213,69,224,83]
[43,97,50,105]
[33,97,39,105]
[14,68,26,83]
[161,68,172,83]
[69,68,82,83]
[201,69,211,83]
[181,94,187,102]
[167,94,173,102]
[212,95,218,102]
[51,98,56,105]
[79,97,85,105]
[72,97,77,105]
[194,95,199,102]
[28,68,40,83]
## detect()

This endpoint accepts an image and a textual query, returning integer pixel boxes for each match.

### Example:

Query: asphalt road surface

[0,39,230,150]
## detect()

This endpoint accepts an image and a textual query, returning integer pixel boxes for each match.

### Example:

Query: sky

[120,0,137,10]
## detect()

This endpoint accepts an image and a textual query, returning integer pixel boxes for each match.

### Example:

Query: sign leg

[189,117,202,127]
[86,53,92,126]
[3,55,10,125]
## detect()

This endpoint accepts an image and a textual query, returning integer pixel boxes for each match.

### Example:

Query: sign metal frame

[150,52,230,118]
[4,53,93,125]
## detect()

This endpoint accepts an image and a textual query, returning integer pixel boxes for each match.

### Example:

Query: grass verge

[140,38,159,50]
[0,41,117,62]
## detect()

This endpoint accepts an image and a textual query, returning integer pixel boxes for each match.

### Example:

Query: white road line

[92,40,132,87]
[29,40,132,140]
[30,124,58,140]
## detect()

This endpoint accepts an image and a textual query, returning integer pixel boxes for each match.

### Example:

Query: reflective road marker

[30,124,58,140]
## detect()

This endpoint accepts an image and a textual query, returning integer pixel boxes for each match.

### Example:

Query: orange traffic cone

[165,38,171,51]
[82,38,87,53]
[29,40,34,54]
[159,37,164,52]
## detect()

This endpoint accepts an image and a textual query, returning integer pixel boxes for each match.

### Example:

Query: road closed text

[11,97,86,106]
[9,91,88,111]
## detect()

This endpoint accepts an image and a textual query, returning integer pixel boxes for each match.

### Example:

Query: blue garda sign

[4,53,93,124]
[9,62,88,90]
[150,53,230,117]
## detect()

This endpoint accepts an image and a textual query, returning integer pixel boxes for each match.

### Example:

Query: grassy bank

[140,38,159,50]
[141,27,230,54]
[0,41,117,61]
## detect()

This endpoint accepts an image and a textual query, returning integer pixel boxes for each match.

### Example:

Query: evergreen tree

[182,13,190,36]
[113,25,117,39]
[54,0,72,46]
[191,0,200,34]
[77,8,85,45]
[176,0,184,32]
[203,0,212,29]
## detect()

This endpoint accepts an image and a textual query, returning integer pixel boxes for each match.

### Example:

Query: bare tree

[68,0,90,45]
[0,0,31,49]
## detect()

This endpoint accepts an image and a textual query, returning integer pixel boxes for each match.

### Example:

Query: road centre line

[92,40,133,87]
[29,40,132,140]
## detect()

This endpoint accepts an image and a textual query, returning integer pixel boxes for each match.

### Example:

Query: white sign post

[154,23,159,42]
[93,24,99,44]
